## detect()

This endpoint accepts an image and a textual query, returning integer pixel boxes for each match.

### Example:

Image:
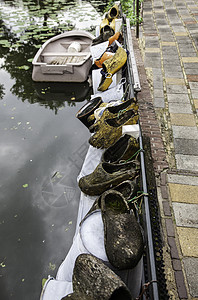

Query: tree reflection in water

[0,0,105,112]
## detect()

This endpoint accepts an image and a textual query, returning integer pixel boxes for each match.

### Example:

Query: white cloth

[122,124,140,139]
[90,41,109,60]
[40,277,72,300]
[56,231,89,282]
[40,68,143,299]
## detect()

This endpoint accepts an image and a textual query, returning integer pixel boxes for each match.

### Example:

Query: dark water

[0,1,106,299]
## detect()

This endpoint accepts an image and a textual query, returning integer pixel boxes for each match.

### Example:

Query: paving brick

[187,75,198,82]
[145,48,160,53]
[172,202,198,228]
[182,57,198,63]
[191,90,198,98]
[174,138,198,155]
[179,45,195,52]
[162,50,179,58]
[176,154,198,172]
[164,65,182,73]
[184,20,197,24]
[162,201,172,216]
[143,11,152,15]
[153,97,165,107]
[179,51,197,57]
[167,94,189,103]
[161,185,169,199]
[194,99,198,109]
[183,257,198,297]
[168,183,198,204]
[172,259,182,271]
[167,174,198,186]
[163,58,181,65]
[165,78,185,85]
[169,103,192,113]
[160,33,175,41]
[161,41,176,46]
[184,63,198,70]
[175,32,188,36]
[160,172,167,185]
[167,84,188,94]
[172,125,198,139]
[164,69,184,78]
[165,218,175,237]
[174,270,188,298]
[177,227,198,257]
[155,9,164,13]
[154,89,164,97]
[167,236,180,259]
[153,80,163,89]
[189,82,198,90]
[144,57,162,68]
[170,113,196,126]
[173,25,188,31]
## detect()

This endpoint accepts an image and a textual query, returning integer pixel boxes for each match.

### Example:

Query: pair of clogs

[89,98,138,133]
[89,108,139,149]
[99,4,119,33]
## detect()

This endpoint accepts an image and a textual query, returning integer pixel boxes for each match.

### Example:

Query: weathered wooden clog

[62,254,132,300]
[78,160,140,196]
[98,46,127,91]
[89,98,138,133]
[89,109,139,149]
[80,179,138,225]
[101,190,144,270]
[76,96,103,128]
[101,134,140,163]
[107,4,119,21]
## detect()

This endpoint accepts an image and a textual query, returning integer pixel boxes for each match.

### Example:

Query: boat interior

[39,36,92,65]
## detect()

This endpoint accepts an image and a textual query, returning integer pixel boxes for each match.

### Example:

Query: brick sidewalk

[132,0,198,298]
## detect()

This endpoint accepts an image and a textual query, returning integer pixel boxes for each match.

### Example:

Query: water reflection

[0,0,97,112]
[34,81,92,114]
[0,0,105,299]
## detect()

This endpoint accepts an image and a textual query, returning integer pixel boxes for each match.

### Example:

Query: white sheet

[40,71,143,299]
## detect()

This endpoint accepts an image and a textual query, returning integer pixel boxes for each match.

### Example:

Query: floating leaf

[17,65,30,70]
[42,278,47,288]
[0,40,11,47]
[48,262,56,271]
[0,262,6,268]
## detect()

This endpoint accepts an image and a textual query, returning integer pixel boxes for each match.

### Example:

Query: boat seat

[60,41,90,45]
[42,52,90,57]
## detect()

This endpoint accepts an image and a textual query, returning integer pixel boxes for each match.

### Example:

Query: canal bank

[133,0,198,298]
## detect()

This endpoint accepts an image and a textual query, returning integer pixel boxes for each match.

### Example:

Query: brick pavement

[133,0,198,298]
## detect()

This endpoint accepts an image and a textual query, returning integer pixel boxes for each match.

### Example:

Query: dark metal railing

[121,10,160,300]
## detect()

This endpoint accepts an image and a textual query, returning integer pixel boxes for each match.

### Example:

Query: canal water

[0,1,106,299]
